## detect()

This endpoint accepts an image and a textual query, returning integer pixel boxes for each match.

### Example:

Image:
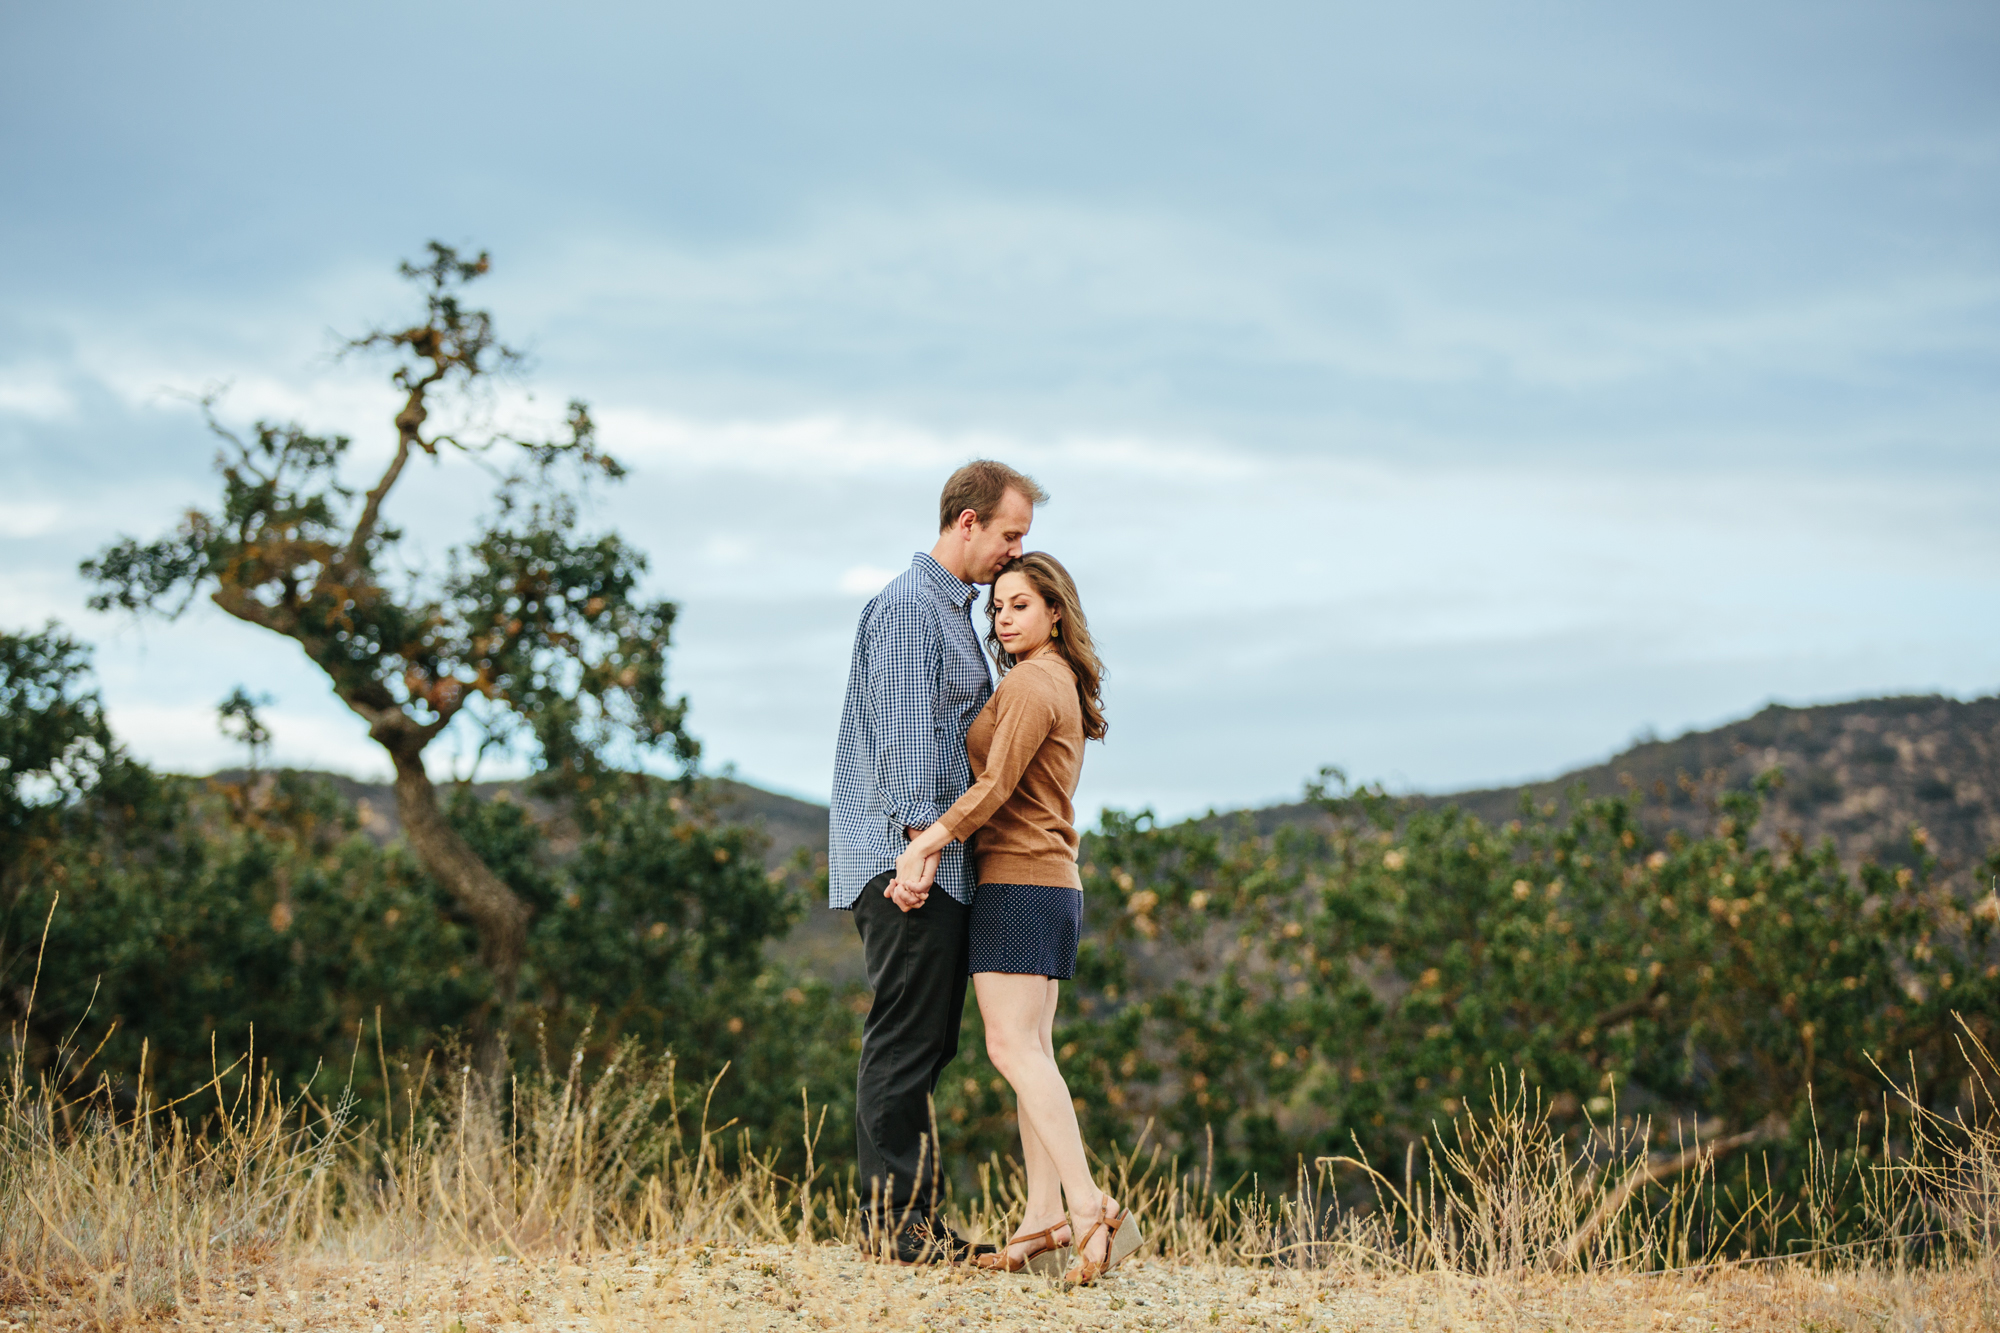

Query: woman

[891,553,1140,1285]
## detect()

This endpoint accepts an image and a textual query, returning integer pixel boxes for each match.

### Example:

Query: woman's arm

[893,673,1056,900]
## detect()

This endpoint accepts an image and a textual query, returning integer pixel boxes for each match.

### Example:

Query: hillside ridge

[218,692,2000,985]
[231,691,1999,891]
[1242,693,1999,887]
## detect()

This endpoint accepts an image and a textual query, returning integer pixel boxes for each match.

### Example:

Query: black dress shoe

[862,1218,998,1264]
[936,1223,999,1260]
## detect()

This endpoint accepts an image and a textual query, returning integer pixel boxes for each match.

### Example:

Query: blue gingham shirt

[828,553,994,908]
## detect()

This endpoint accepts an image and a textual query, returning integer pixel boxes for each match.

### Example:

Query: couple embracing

[830,460,1141,1283]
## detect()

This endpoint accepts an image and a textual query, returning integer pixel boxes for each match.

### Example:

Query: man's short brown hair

[938,460,1049,532]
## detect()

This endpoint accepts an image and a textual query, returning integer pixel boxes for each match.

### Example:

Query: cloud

[107,700,393,781]
[0,501,63,539]
[0,370,73,421]
[838,565,902,596]
[37,195,1946,474]
[9,330,1991,815]
[1,0,1994,815]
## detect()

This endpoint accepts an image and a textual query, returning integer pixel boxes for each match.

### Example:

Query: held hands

[886,825,946,912]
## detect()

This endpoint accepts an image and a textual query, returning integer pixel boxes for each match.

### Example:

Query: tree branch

[1583,983,1665,1037]
[209,585,283,633]
[342,436,412,574]
[340,362,446,574]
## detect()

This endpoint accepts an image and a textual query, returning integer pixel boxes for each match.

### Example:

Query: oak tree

[84,244,695,1049]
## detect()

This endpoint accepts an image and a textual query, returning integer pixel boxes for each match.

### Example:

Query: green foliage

[75,246,692,785]
[9,624,1999,1248]
[989,771,1997,1250]
[215,687,274,767]
[0,625,825,1133]
[0,624,118,839]
[79,389,689,783]
[80,419,353,621]
[446,468,690,783]
[492,778,858,1154]
[76,242,701,1022]
[4,764,486,1094]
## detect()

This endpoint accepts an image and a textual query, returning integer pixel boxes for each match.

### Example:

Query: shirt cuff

[894,802,945,835]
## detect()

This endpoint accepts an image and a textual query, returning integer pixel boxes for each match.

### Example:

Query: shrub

[1014,771,1998,1253]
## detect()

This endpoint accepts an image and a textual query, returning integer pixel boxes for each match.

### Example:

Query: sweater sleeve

[934,668,1060,846]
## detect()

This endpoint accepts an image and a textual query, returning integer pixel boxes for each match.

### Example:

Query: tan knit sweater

[935,653,1084,888]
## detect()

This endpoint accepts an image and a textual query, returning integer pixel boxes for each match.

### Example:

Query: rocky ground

[22,1243,1992,1332]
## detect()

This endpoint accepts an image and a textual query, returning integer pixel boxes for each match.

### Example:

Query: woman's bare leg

[977,972,1111,1263]
[1009,979,1064,1247]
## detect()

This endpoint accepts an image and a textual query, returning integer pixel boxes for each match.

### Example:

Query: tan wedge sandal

[974,1221,1072,1275]
[1061,1197,1144,1286]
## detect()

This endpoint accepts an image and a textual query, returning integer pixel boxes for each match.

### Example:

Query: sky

[2,2,1996,820]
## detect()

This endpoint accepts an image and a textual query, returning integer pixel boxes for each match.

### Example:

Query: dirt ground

[25,1243,1987,1332]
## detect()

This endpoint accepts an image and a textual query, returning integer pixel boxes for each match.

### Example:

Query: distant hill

[1237,694,2000,889]
[692,692,2000,888]
[233,771,831,865]
[219,768,858,979]
[222,691,1999,983]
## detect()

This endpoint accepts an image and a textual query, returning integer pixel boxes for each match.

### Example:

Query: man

[830,459,1047,1263]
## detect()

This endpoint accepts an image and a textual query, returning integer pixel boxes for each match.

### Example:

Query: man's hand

[895,841,940,896]
[887,821,949,912]
[888,843,940,911]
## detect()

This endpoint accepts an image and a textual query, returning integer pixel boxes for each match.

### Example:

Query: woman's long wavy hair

[984,552,1107,741]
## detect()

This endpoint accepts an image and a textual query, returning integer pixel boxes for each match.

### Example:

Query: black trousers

[851,870,971,1228]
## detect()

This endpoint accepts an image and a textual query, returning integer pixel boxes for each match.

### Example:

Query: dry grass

[2,1021,1994,1331]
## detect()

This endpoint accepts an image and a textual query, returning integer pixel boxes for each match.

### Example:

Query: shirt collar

[913,552,978,609]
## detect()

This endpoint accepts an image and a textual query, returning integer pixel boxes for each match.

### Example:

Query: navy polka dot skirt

[967,882,1084,980]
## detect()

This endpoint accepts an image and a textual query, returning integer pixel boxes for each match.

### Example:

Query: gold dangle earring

[1051,624,1060,639]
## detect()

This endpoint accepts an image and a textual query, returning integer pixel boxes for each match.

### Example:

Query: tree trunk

[389,747,532,1075]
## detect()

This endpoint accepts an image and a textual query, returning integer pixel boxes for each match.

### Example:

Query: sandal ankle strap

[1012,1221,1067,1247]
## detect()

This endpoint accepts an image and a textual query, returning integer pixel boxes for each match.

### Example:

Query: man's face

[965,489,1034,584]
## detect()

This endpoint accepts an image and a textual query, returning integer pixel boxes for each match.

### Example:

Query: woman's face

[992,571,1058,658]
